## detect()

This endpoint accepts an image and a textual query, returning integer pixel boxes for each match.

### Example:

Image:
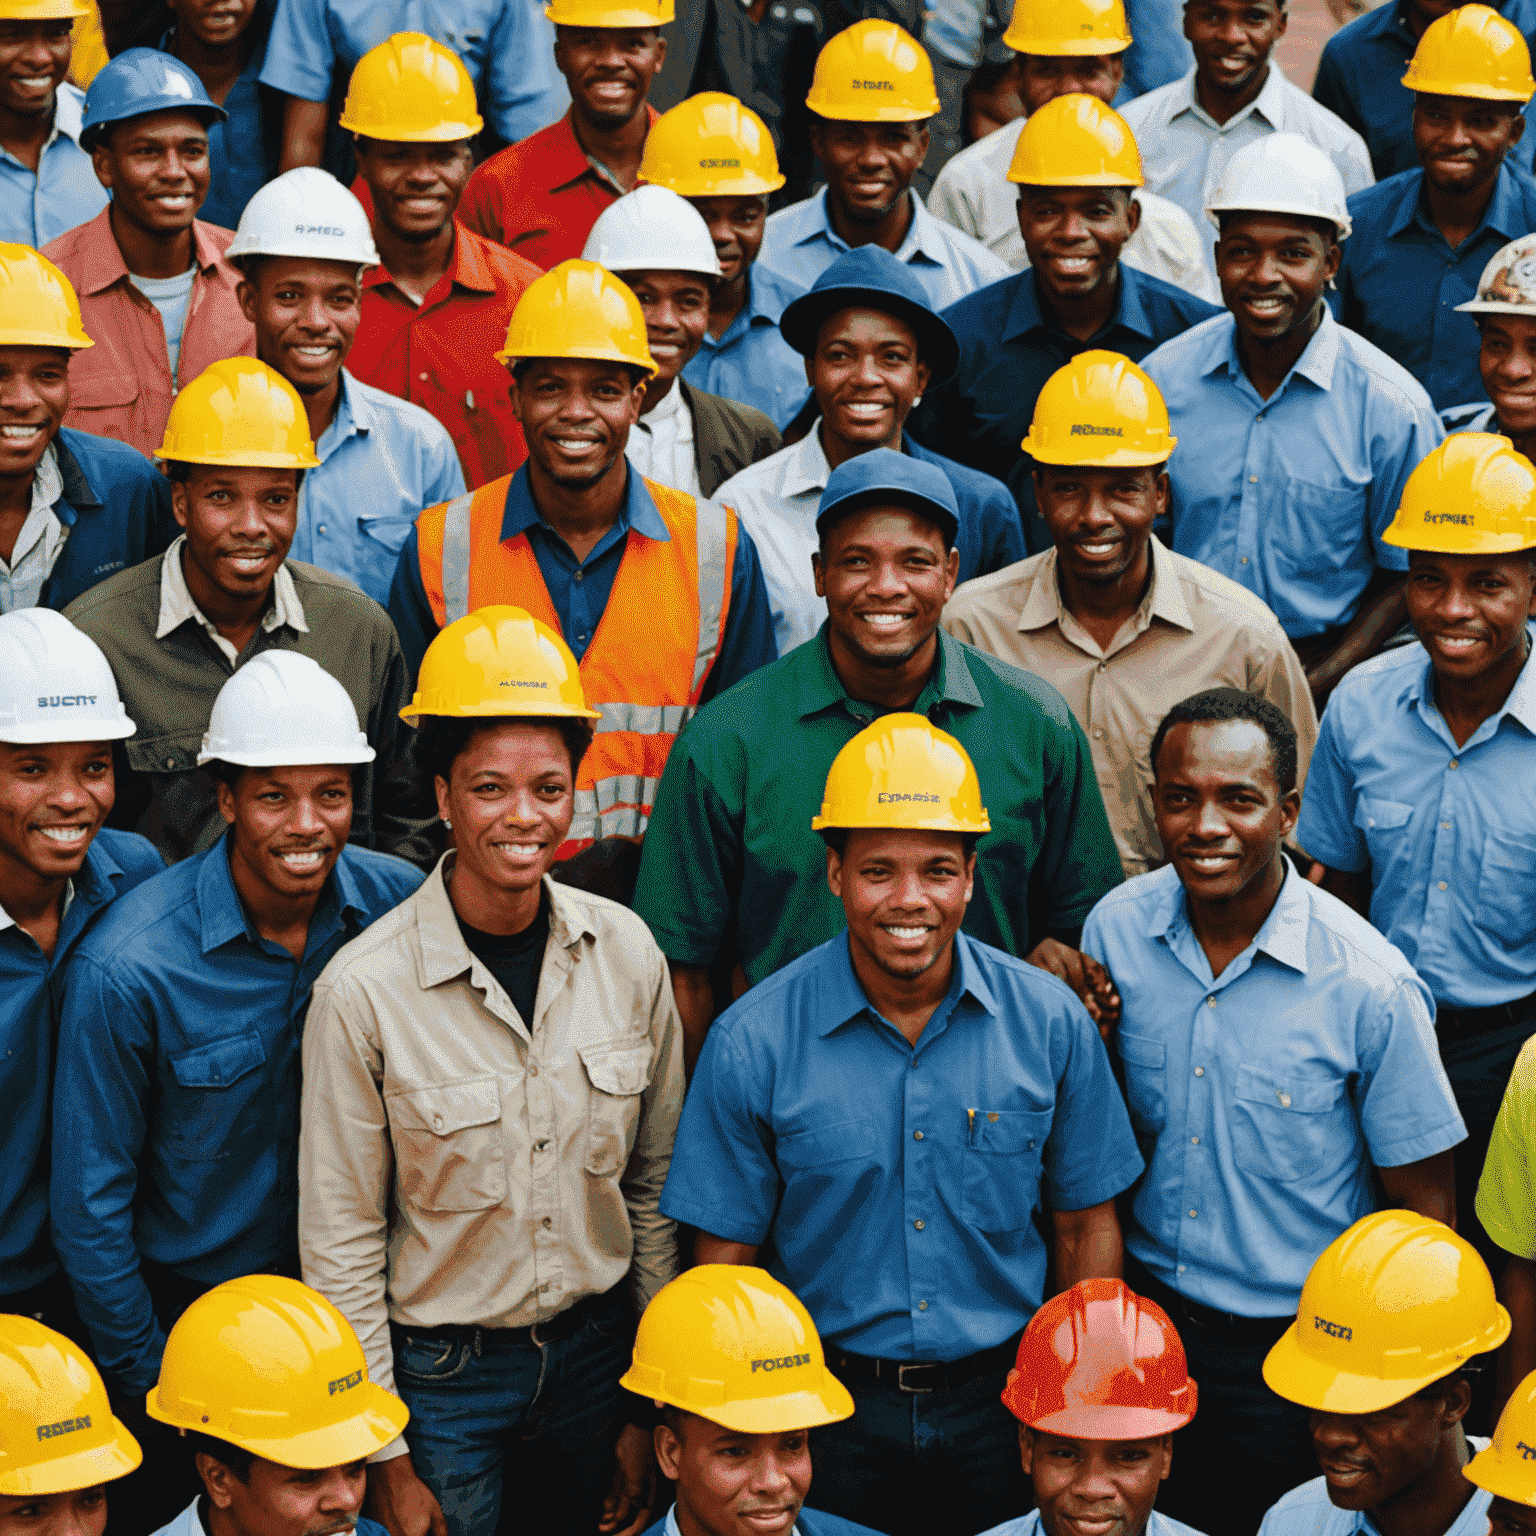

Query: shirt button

[317,524,327,535]
[1195,1066,1205,1077]
[1178,1264,1186,1273]
[529,1063,539,1077]
[1449,759,1459,769]
[418,371,429,381]
[535,1139,549,1151]
[432,1114,443,1129]
[1191,1135,1200,1145]
[542,1216,553,1228]
[918,1300,929,1311]
[1438,880,1448,891]
[1240,556,1249,565]
[1206,996,1217,1007]
[913,1130,924,1140]
[573,569,584,583]
[1256,412,1265,421]
[914,1219,925,1230]
[1441,821,1451,830]
[1248,475,1259,484]
[165,757,176,769]
[1093,728,1105,739]
[1189,1209,1198,1218]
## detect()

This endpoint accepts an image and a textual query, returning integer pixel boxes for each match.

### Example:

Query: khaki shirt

[943,540,1318,876]
[298,856,684,1452]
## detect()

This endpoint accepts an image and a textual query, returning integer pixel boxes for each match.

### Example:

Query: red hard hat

[1002,1279,1198,1439]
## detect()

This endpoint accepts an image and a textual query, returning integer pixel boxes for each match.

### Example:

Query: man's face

[1015,53,1124,113]
[166,0,258,50]
[1017,185,1139,303]
[655,1413,811,1536]
[690,195,768,287]
[1216,213,1338,349]
[0,1487,107,1536]
[1023,1428,1173,1536]
[0,18,70,118]
[1406,548,1536,686]
[810,307,931,457]
[808,119,930,225]
[1414,94,1524,197]
[171,465,299,605]
[200,1454,367,1536]
[623,269,713,383]
[814,506,957,667]
[1036,463,1167,588]
[554,26,665,127]
[0,345,69,481]
[1184,0,1285,99]
[509,357,646,488]
[828,828,974,982]
[239,257,361,397]
[217,764,352,899]
[1152,719,1298,905]
[0,740,114,888]
[1481,314,1536,436]
[354,139,472,244]
[92,110,210,236]
[1309,1385,1466,1512]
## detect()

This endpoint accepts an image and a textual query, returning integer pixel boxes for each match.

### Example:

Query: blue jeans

[390,1290,632,1536]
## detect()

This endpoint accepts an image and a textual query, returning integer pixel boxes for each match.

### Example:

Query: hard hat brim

[338,115,485,142]
[0,715,136,744]
[1402,74,1534,102]
[1464,1444,1536,1505]
[493,340,660,379]
[807,99,940,123]
[400,700,605,722]
[196,744,377,767]
[619,1369,856,1433]
[1205,199,1351,242]
[545,3,678,23]
[780,285,959,385]
[1022,434,1175,468]
[153,447,323,469]
[0,0,91,15]
[1000,31,1132,53]
[1010,1403,1196,1438]
[647,170,788,197]
[0,1422,142,1497]
[0,327,93,349]
[1457,298,1536,315]
[1382,517,1536,554]
[810,811,991,832]
[1009,169,1141,187]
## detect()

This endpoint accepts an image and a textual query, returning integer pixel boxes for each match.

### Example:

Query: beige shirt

[943,539,1318,876]
[298,857,684,1456]
[156,534,309,665]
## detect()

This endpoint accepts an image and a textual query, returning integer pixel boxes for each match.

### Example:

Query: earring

[443,818,452,829]
[913,394,923,407]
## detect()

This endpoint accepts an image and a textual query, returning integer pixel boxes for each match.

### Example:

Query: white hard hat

[198,652,375,768]
[0,609,135,745]
[1204,133,1352,242]
[580,185,722,278]
[226,167,380,270]
[1458,233,1536,314]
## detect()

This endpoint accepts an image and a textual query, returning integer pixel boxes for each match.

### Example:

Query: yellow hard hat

[1383,433,1536,555]
[0,1317,140,1496]
[401,604,601,722]
[156,358,320,469]
[338,32,484,142]
[806,20,941,122]
[1008,92,1142,185]
[0,0,89,20]
[640,92,786,197]
[146,1275,409,1467]
[1003,0,1131,57]
[1401,3,1534,102]
[812,713,991,835]
[495,258,657,377]
[545,0,674,26]
[1023,350,1175,467]
[620,1266,854,1434]
[1467,1370,1536,1504]
[1263,1212,1511,1415]
[0,243,93,350]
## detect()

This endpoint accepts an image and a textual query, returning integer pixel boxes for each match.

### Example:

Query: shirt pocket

[386,1077,508,1212]
[1352,794,1414,871]
[1230,1063,1347,1184]
[775,1118,880,1174]
[962,1106,1053,1234]
[1275,478,1370,579]
[578,1042,653,1179]
[163,1030,267,1162]
[1476,832,1536,949]
[68,370,140,416]
[1117,1030,1168,1143]
[353,510,420,598]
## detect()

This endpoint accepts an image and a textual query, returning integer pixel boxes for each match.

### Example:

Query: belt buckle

[895,1362,938,1393]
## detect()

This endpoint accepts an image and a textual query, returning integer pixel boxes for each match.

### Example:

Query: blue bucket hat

[816,447,960,544]
[780,246,961,386]
[81,49,228,152]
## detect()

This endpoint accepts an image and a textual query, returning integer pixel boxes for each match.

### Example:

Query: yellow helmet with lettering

[1002,0,1131,56]
[545,0,674,27]
[1383,434,1536,555]
[1023,350,1175,467]
[813,713,991,835]
[1401,3,1534,102]
[640,93,786,197]
[1467,1370,1536,1503]
[806,20,941,122]
[1008,92,1142,186]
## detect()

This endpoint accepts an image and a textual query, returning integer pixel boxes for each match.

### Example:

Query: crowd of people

[3,3,1536,1536]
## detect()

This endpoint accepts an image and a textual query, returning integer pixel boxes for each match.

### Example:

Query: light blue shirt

[1296,631,1536,1010]
[1258,1465,1491,1536]
[1141,310,1442,638]
[984,1510,1210,1536]
[1442,401,1499,436]
[291,371,464,606]
[759,188,1011,314]
[682,263,810,431]
[259,0,568,146]
[1081,863,1465,1317]
[0,84,108,249]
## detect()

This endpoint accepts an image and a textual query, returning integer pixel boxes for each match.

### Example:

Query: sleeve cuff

[1046,1151,1146,1214]
[1369,1119,1468,1169]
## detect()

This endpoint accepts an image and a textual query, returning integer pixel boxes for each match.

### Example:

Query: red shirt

[350,222,541,491]
[457,107,657,270]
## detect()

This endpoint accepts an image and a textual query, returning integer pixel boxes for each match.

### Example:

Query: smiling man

[49,649,421,1536]
[1444,234,1536,448]
[1081,688,1465,1536]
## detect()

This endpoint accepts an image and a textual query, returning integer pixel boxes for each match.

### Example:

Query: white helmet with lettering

[226,167,380,270]
[198,651,375,767]
[1203,132,1353,242]
[580,185,722,277]
[0,609,135,744]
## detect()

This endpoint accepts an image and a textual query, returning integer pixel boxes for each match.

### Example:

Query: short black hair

[1216,209,1337,246]
[186,1431,254,1484]
[1149,687,1299,794]
[819,827,980,860]
[508,357,650,389]
[415,714,595,784]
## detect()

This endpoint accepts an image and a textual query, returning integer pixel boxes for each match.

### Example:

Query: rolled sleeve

[1295,705,1369,873]
[1477,1038,1536,1260]
[258,0,336,101]
[1356,977,1466,1168]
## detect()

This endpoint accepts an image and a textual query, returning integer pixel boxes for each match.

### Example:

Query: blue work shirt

[1258,1471,1491,1536]
[985,1511,1208,1536]
[1122,0,1195,97]
[1141,310,1441,639]
[1082,863,1465,1318]
[1313,0,1536,181]
[289,371,465,606]
[0,83,108,249]
[50,837,422,1393]
[389,463,779,682]
[682,263,810,432]
[1296,630,1536,1010]
[917,266,1221,552]
[1337,164,1536,412]
[660,929,1144,1360]
[0,830,161,1300]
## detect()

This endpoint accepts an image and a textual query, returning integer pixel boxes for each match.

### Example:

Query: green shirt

[1476,1034,1536,1260]
[633,624,1124,984]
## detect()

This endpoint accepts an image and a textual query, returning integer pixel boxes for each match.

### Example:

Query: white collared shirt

[155,534,310,666]
[626,381,700,497]
[1,444,68,613]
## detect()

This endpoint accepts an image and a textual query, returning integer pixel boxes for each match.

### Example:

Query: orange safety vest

[416,473,737,855]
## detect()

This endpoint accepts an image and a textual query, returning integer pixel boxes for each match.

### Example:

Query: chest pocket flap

[163,1031,267,1162]
[126,732,206,776]
[1352,796,1414,833]
[169,1030,265,1088]
[389,1077,502,1137]
[1232,1063,1347,1183]
[387,1077,507,1212]
[69,371,140,408]
[578,1043,654,1098]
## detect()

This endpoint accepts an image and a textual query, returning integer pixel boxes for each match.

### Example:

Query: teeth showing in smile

[40,825,88,844]
[16,76,50,88]
[1078,540,1117,555]
[1247,298,1285,313]
[884,925,928,939]
[1436,635,1480,652]
[862,613,905,627]
[280,850,323,870]
[1187,854,1233,870]
[0,424,42,441]
[498,842,541,856]
[554,437,597,450]
[295,345,332,358]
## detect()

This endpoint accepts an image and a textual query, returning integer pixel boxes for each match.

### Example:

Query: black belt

[392,1288,619,1351]
[1436,988,1536,1038]
[830,1332,1021,1394]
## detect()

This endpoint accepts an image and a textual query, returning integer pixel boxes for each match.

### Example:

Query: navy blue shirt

[1337,164,1536,411]
[50,837,422,1393]
[0,830,161,1299]
[912,266,1222,552]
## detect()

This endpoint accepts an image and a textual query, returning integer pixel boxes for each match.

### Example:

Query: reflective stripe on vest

[440,491,477,624]
[570,773,662,843]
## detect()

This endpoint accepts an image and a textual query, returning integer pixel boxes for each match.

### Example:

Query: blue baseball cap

[81,50,227,152]
[815,448,960,544]
[780,246,960,385]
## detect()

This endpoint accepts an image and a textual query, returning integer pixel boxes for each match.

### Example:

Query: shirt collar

[364,221,498,299]
[1205,307,1341,392]
[51,431,99,520]
[530,107,659,195]
[1399,162,1528,245]
[498,463,671,545]
[745,262,800,325]
[30,443,62,518]
[70,206,227,297]
[782,420,835,499]
[156,535,310,643]
[795,623,985,721]
[49,82,85,149]
[1152,859,1312,975]
[1168,61,1289,130]
[817,926,998,1037]
[797,188,947,268]
[195,834,359,954]
[642,380,685,426]
[1406,623,1536,737]
[317,371,371,459]
[1002,266,1156,345]
[1018,536,1194,636]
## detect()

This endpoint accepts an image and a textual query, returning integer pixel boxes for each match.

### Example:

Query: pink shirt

[43,209,255,457]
